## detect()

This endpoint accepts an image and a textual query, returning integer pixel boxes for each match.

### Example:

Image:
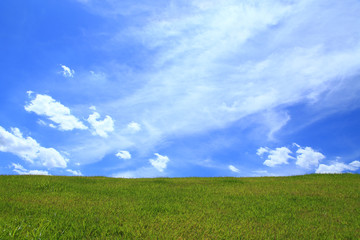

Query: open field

[0,174,359,239]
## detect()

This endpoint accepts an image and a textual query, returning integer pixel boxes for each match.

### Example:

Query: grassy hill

[0,174,359,239]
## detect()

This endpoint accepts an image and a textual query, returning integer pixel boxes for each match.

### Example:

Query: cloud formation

[316,160,360,174]
[86,0,360,156]
[25,94,87,131]
[87,112,114,137]
[296,146,325,169]
[0,126,68,168]
[259,144,325,170]
[116,150,131,160]
[66,169,83,176]
[256,147,269,156]
[60,64,75,78]
[229,165,240,173]
[9,0,359,177]
[149,153,169,172]
[12,163,50,175]
[261,147,294,167]
[126,122,141,133]
[258,143,359,174]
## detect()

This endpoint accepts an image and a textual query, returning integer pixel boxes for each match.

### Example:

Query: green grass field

[0,174,359,239]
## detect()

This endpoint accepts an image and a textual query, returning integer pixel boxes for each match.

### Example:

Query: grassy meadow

[0,174,359,239]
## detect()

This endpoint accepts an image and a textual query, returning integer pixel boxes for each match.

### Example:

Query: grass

[0,174,359,239]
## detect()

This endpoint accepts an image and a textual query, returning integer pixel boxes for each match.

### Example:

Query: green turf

[0,174,359,239]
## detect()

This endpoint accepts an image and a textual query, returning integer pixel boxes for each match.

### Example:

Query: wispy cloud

[60,64,75,78]
[51,0,360,175]
[86,0,360,156]
[256,147,269,156]
[25,93,88,131]
[0,126,68,168]
[12,163,50,175]
[228,165,240,173]
[66,169,83,176]
[126,122,141,133]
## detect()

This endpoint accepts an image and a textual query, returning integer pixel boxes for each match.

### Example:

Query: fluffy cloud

[258,143,359,174]
[228,165,240,173]
[149,153,169,172]
[296,146,325,169]
[66,169,83,176]
[25,93,88,131]
[259,144,325,169]
[12,163,50,175]
[116,150,131,160]
[316,160,360,174]
[87,112,114,137]
[60,64,75,78]
[261,147,294,167]
[0,126,68,168]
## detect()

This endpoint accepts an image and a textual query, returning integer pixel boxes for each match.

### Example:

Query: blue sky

[1,0,360,177]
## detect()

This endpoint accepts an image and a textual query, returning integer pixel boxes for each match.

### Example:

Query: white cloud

[263,147,294,167]
[89,106,97,111]
[25,93,88,131]
[296,146,325,169]
[126,121,141,133]
[98,0,360,152]
[116,150,131,160]
[149,153,169,172]
[26,90,33,97]
[256,147,269,156]
[60,64,75,78]
[64,0,360,166]
[66,169,83,176]
[316,160,360,174]
[37,119,47,126]
[0,126,68,168]
[228,165,240,173]
[293,143,301,148]
[350,161,360,168]
[87,112,114,137]
[259,144,326,170]
[12,163,50,175]
[260,110,291,140]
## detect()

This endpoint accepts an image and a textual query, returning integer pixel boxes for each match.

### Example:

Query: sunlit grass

[0,174,359,239]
